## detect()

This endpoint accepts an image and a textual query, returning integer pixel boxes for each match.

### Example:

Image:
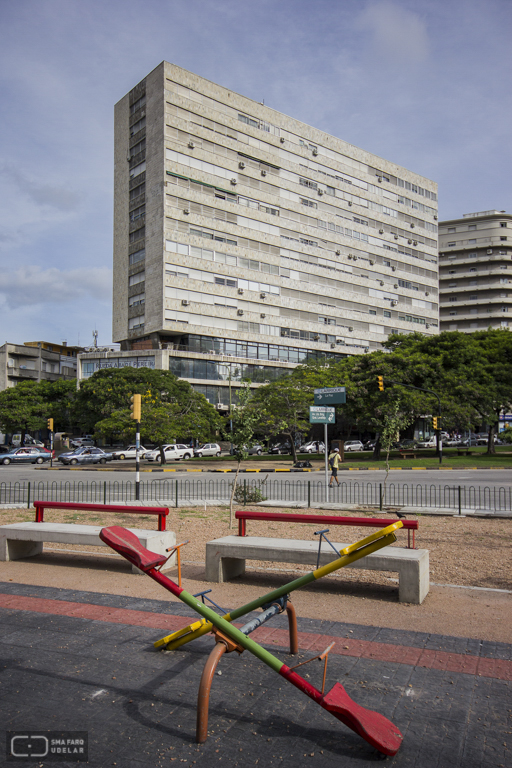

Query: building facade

[439,210,512,332]
[0,341,81,392]
[102,62,439,404]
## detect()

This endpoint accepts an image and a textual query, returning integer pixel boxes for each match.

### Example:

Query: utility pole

[130,394,142,499]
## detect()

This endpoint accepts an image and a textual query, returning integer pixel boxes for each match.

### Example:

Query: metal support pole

[324,423,328,500]
[103,480,107,505]
[135,420,140,501]
[27,482,31,510]
[379,482,383,511]
[308,480,311,508]
[175,478,179,508]
[458,485,462,516]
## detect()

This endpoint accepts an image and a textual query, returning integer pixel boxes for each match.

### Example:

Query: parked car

[193,443,222,458]
[58,447,113,465]
[247,444,265,455]
[145,444,193,462]
[399,439,419,449]
[1,446,53,465]
[343,440,364,452]
[443,437,461,446]
[461,436,480,446]
[298,441,325,453]
[416,436,437,448]
[269,442,292,455]
[110,445,148,460]
[70,437,95,449]
[363,440,377,451]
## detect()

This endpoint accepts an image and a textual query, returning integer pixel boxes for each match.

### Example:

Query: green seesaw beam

[154,523,402,649]
[99,521,404,756]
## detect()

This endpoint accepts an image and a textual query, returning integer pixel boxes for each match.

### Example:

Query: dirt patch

[1,505,511,642]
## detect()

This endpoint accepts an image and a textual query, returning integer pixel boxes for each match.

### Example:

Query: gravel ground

[1,505,511,642]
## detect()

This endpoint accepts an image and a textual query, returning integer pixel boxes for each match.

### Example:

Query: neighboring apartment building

[0,341,81,391]
[81,62,440,405]
[439,210,512,332]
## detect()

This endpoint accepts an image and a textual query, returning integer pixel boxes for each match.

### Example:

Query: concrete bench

[205,536,429,604]
[0,522,176,575]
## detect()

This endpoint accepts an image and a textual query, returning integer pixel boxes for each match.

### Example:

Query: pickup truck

[416,436,437,448]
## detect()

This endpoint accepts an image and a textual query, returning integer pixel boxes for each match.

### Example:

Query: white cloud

[0,266,112,311]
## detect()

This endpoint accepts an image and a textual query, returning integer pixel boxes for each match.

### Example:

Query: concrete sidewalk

[1,581,510,767]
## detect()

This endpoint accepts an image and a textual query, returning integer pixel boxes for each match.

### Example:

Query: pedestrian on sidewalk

[328,447,340,487]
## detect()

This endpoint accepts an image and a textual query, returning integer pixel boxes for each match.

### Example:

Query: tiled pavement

[0,582,510,767]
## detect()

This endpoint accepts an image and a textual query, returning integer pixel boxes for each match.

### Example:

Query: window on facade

[383,310,391,318]
[469,294,478,300]
[447,242,456,247]
[448,297,457,302]
[500,222,507,227]
[500,237,507,241]
[300,198,317,208]
[469,239,476,244]
[129,205,145,222]
[129,249,145,266]
[448,227,456,233]
[468,225,476,230]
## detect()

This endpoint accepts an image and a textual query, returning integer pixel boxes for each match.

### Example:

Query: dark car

[269,442,292,455]
[1,446,53,465]
[58,447,113,466]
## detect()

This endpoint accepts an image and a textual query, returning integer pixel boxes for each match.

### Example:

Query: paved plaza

[0,582,510,767]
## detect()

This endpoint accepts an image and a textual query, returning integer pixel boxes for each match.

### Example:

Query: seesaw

[99,522,404,756]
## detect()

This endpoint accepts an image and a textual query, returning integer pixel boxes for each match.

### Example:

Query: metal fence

[0,478,510,513]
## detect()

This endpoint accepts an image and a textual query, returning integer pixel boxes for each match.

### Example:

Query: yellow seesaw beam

[155,522,402,650]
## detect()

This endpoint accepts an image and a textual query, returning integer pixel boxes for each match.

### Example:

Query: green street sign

[310,406,336,424]
[314,386,346,405]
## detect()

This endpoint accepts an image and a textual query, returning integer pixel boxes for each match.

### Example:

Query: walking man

[328,447,341,487]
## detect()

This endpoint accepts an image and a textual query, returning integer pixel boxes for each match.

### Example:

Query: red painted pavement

[1,592,510,681]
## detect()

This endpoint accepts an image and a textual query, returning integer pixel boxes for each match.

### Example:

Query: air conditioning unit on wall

[181,299,190,306]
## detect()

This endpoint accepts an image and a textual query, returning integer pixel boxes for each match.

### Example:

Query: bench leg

[398,552,429,604]
[205,554,246,583]
[0,538,43,562]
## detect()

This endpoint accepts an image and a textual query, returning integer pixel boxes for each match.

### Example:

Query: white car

[416,436,437,448]
[193,443,222,458]
[111,445,148,460]
[299,441,325,453]
[344,440,364,452]
[145,444,193,462]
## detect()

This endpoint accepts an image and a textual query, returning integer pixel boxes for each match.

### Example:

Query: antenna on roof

[93,330,98,348]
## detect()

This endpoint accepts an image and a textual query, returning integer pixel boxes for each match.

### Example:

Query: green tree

[228,383,258,526]
[250,376,312,462]
[0,381,49,443]
[75,368,221,460]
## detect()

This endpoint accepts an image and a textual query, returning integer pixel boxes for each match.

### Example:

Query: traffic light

[47,418,54,431]
[432,416,438,430]
[377,376,384,392]
[130,394,142,421]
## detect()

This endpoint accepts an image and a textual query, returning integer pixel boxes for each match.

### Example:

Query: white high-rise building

[439,210,512,332]
[81,62,439,406]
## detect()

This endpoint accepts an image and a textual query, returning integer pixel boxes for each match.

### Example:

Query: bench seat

[0,522,176,575]
[205,536,429,604]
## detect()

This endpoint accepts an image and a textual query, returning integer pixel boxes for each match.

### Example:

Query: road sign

[310,406,336,424]
[314,386,346,405]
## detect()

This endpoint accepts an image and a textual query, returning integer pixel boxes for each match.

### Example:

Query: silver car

[57,447,113,465]
[1,446,53,465]
[193,443,222,458]
[344,440,364,452]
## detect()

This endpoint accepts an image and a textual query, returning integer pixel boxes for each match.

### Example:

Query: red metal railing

[235,510,418,548]
[34,501,169,531]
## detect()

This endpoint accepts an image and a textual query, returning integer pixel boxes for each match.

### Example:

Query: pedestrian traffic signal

[377,376,384,392]
[432,416,438,430]
[130,394,141,421]
[47,418,54,431]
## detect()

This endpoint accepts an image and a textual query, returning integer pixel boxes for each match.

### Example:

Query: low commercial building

[0,341,81,392]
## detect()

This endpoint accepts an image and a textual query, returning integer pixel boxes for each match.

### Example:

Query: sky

[0,0,510,348]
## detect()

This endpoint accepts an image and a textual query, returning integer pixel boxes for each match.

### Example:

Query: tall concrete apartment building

[81,62,439,406]
[439,210,512,332]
